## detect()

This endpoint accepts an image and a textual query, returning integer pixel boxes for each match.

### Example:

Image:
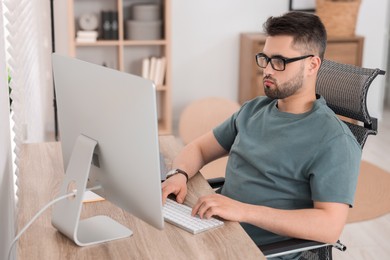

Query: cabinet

[67,0,172,134]
[238,33,364,104]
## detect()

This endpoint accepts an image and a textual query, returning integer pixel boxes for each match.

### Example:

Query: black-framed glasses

[255,53,314,71]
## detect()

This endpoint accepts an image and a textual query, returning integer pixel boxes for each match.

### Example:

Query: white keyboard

[163,198,224,234]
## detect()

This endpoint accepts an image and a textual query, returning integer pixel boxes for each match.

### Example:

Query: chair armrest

[259,238,326,257]
[207,177,225,189]
[259,238,346,258]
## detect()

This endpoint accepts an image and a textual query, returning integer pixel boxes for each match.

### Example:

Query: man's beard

[263,67,304,100]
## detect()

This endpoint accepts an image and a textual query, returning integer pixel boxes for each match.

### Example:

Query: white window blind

[3,0,54,144]
[1,0,54,258]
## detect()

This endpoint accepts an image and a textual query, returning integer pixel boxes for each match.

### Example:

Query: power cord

[7,185,102,260]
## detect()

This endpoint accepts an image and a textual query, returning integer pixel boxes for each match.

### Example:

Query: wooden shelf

[238,33,364,104]
[156,85,167,91]
[76,40,169,48]
[68,0,172,134]
[75,40,120,46]
[122,40,168,46]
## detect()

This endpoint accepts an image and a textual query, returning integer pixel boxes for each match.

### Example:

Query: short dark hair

[263,11,327,60]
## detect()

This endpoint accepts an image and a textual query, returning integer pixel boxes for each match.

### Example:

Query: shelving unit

[67,0,172,134]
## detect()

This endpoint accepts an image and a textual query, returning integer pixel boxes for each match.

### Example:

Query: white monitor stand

[52,135,132,246]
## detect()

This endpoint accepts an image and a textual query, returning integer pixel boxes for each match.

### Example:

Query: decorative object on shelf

[76,30,98,43]
[78,13,99,31]
[101,11,118,40]
[316,0,361,37]
[126,4,162,40]
[133,3,161,21]
[126,20,162,40]
[76,13,99,43]
[110,11,118,39]
[289,0,316,12]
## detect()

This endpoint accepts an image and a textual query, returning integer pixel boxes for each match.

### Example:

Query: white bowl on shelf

[133,4,161,21]
[126,20,162,40]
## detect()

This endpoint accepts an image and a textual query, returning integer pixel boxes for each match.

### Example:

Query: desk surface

[18,135,264,259]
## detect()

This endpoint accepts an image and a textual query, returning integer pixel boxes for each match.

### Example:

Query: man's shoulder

[313,105,360,147]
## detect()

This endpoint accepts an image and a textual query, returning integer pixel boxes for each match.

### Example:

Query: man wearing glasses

[162,11,361,256]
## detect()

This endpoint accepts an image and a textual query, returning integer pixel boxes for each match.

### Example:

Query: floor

[333,106,390,259]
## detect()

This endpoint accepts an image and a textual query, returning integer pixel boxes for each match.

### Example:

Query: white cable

[7,185,102,260]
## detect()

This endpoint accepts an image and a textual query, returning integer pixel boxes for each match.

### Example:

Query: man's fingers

[176,189,186,203]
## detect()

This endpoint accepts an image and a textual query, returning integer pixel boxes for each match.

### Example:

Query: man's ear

[307,56,322,75]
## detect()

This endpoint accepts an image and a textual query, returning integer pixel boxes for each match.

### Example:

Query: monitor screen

[51,54,164,246]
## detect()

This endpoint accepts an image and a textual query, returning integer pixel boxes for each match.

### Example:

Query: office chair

[208,60,386,259]
[178,97,240,180]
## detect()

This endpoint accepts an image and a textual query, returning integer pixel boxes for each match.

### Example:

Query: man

[161,11,361,251]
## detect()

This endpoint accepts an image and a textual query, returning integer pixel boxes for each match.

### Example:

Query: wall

[170,0,288,130]
[383,2,390,107]
[54,0,389,134]
[54,0,69,56]
[355,0,389,118]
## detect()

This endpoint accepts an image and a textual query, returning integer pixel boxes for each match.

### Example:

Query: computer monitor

[51,54,164,246]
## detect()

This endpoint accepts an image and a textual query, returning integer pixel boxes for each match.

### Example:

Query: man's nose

[263,62,275,75]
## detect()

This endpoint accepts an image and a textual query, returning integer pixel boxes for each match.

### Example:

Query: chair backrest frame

[316,59,385,148]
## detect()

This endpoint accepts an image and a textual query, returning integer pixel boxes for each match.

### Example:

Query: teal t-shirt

[213,96,362,246]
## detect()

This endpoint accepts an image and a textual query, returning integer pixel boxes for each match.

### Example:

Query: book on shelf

[76,30,98,43]
[155,57,166,86]
[101,11,111,40]
[110,11,118,40]
[142,58,150,79]
[149,57,158,82]
[142,56,166,87]
[101,11,118,40]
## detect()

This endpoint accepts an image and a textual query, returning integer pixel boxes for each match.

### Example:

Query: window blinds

[3,0,54,144]
[1,1,54,258]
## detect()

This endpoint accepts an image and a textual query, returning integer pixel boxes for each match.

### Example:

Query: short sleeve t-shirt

[213,96,362,246]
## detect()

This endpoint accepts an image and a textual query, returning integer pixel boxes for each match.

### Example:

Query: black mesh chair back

[316,59,386,147]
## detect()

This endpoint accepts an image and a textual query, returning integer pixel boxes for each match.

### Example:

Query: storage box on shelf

[68,0,172,134]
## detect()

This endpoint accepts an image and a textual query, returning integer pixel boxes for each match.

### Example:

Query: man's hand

[191,194,245,222]
[161,174,188,204]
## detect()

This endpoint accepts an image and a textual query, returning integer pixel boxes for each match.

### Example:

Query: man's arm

[192,194,349,244]
[161,131,228,204]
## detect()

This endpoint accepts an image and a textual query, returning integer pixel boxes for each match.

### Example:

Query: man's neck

[276,93,317,114]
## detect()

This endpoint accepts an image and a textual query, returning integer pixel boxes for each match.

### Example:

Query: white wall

[54,0,389,134]
[54,0,69,56]
[171,0,288,130]
[355,0,389,119]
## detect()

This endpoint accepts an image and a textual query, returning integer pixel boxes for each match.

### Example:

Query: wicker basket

[316,0,361,37]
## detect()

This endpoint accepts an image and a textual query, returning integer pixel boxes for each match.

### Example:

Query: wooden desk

[17,135,264,259]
